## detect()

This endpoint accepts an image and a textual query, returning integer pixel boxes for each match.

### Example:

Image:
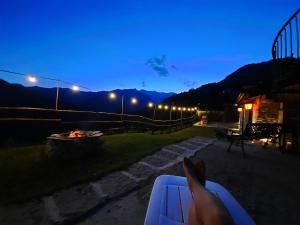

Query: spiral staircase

[271,8,300,151]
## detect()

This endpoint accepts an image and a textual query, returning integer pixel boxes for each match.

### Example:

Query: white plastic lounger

[144,175,256,225]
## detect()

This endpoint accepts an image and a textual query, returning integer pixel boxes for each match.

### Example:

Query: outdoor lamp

[148,102,154,108]
[183,107,186,111]
[244,103,253,110]
[27,75,37,83]
[109,92,116,99]
[178,107,182,111]
[158,104,162,109]
[131,97,137,104]
[172,106,176,111]
[237,107,243,112]
[164,105,169,110]
[71,85,80,92]
[188,108,191,111]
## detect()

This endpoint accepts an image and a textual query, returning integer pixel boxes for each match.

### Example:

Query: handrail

[272,8,300,59]
[0,106,196,123]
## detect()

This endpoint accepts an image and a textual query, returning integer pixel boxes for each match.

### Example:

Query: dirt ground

[78,140,300,225]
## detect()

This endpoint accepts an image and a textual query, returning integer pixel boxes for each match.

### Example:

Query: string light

[131,97,137,104]
[71,85,80,92]
[1,70,202,115]
[109,92,116,99]
[27,76,37,83]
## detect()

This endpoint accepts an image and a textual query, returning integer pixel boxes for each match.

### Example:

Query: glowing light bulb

[71,85,80,91]
[131,97,137,104]
[27,76,37,83]
[109,92,116,99]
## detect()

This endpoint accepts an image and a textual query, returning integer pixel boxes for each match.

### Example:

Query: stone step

[94,172,139,199]
[163,144,188,154]
[123,162,156,182]
[162,148,182,156]
[151,150,180,161]
[43,196,63,224]
[177,142,199,150]
[141,154,173,168]
[190,137,214,144]
[185,139,206,147]
[47,183,104,224]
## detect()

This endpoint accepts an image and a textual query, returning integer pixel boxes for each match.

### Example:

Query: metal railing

[0,107,197,137]
[272,8,300,59]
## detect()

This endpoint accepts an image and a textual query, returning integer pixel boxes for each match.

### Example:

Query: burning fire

[68,130,86,138]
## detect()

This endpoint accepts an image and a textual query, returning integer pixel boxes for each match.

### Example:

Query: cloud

[146,55,169,77]
[184,81,196,88]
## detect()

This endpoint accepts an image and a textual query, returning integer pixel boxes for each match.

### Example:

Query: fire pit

[46,130,103,160]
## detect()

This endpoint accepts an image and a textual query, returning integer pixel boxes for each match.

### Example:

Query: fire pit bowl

[46,130,103,160]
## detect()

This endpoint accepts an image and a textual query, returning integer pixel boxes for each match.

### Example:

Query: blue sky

[0,0,299,93]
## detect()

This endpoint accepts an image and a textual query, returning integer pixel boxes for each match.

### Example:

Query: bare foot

[183,157,205,192]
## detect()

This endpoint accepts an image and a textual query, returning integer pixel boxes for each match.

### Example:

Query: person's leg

[183,158,235,225]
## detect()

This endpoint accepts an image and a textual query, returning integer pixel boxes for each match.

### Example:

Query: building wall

[256,99,281,123]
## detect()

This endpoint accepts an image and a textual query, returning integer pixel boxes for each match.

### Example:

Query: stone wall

[256,99,281,123]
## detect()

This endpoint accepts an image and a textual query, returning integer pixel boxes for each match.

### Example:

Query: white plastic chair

[144,175,256,225]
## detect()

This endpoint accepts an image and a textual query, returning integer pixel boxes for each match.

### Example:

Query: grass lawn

[0,126,216,204]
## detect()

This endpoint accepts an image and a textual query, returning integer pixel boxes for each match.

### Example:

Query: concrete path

[0,136,214,225]
[76,140,300,225]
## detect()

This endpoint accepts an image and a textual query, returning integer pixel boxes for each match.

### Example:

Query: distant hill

[164,59,300,110]
[139,90,175,103]
[0,79,175,113]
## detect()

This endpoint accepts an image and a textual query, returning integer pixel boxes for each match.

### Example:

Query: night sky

[0,0,299,93]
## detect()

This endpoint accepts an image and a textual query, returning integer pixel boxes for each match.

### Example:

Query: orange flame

[68,130,86,138]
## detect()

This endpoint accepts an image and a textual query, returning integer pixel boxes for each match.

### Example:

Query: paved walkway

[0,136,214,225]
[77,140,300,225]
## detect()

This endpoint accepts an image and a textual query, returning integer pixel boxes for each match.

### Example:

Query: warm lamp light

[244,103,253,110]
[164,105,169,110]
[71,85,80,92]
[27,76,37,83]
[237,107,243,112]
[178,107,182,111]
[131,97,137,104]
[172,106,176,111]
[148,102,154,108]
[187,108,191,111]
[183,107,186,111]
[109,92,116,99]
[158,104,162,109]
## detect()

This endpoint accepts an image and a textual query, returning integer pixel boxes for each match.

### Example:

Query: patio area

[77,140,300,225]
[1,136,299,225]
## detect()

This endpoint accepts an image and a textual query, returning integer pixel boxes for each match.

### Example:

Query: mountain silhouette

[0,79,174,114]
[164,59,300,109]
